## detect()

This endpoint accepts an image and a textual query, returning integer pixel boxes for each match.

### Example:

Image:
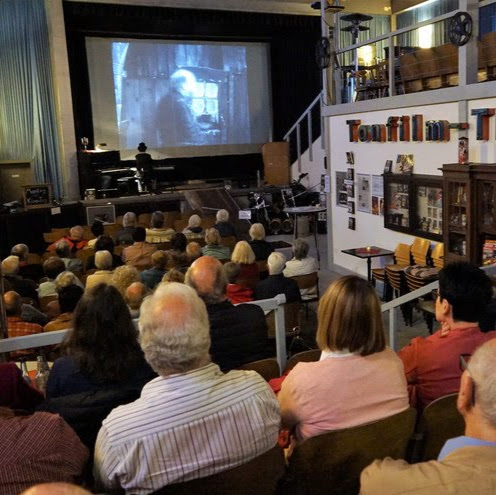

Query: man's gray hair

[468,340,496,428]
[123,212,137,228]
[2,256,19,276]
[216,209,229,222]
[293,238,309,260]
[55,271,84,290]
[95,250,113,270]
[139,282,211,376]
[268,251,286,275]
[11,244,29,261]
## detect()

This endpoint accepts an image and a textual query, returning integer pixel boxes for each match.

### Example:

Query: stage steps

[183,187,251,238]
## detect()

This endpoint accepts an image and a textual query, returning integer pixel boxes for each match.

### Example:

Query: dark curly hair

[62,283,143,383]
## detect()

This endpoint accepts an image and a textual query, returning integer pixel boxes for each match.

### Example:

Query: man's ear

[457,371,474,416]
[440,297,451,318]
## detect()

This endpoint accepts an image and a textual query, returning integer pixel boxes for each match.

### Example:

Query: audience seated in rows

[167,232,189,269]
[38,257,66,298]
[398,261,496,409]
[214,208,236,237]
[85,250,114,291]
[140,250,168,290]
[201,227,230,259]
[85,235,123,271]
[2,255,39,302]
[40,284,156,450]
[231,240,259,287]
[255,252,301,303]
[224,262,253,304]
[86,221,104,249]
[45,271,85,321]
[5,291,43,343]
[361,339,496,494]
[121,227,157,268]
[94,282,280,492]
[283,238,319,298]
[278,276,409,443]
[186,256,271,371]
[48,226,87,253]
[115,212,137,246]
[111,265,140,297]
[145,211,175,243]
[183,213,203,235]
[248,223,274,261]
[12,243,44,281]
[0,406,89,494]
[44,284,83,333]
[125,282,149,319]
[55,242,83,274]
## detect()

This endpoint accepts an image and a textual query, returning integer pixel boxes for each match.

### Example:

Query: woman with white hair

[48,225,87,253]
[201,228,230,260]
[283,238,319,298]
[85,251,114,290]
[248,223,274,261]
[214,209,236,237]
[183,214,204,235]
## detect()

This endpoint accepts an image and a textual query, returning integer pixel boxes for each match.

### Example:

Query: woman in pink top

[278,276,409,442]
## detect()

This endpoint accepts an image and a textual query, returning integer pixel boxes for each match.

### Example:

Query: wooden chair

[431,242,444,270]
[76,248,95,272]
[413,394,464,462]
[283,408,417,495]
[203,216,217,229]
[115,214,125,227]
[256,260,268,279]
[289,272,319,317]
[381,243,411,299]
[152,445,285,495]
[266,301,302,339]
[237,358,280,381]
[26,253,42,265]
[138,213,152,228]
[283,349,321,373]
[173,218,189,232]
[163,210,181,228]
[222,235,238,251]
[411,237,431,266]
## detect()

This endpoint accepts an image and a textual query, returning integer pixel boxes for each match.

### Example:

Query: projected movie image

[103,40,271,153]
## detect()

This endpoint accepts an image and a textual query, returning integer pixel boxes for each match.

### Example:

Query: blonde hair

[249,223,266,241]
[205,228,221,246]
[111,265,140,297]
[231,241,255,264]
[316,276,385,356]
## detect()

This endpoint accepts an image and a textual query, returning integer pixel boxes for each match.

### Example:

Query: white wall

[468,97,496,163]
[328,102,460,277]
[291,136,327,193]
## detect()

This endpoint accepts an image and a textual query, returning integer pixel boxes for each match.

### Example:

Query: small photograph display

[346,168,354,180]
[417,186,443,235]
[348,201,355,214]
[384,160,393,173]
[86,205,116,225]
[346,151,355,165]
[357,174,371,213]
[482,239,496,265]
[394,154,414,174]
[348,217,356,230]
[387,182,409,228]
[336,171,348,207]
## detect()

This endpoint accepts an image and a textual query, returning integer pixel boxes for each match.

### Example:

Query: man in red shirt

[398,262,496,409]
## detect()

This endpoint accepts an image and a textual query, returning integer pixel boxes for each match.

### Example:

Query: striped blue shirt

[94,363,280,494]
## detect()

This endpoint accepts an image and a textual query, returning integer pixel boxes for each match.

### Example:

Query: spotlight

[311,0,344,12]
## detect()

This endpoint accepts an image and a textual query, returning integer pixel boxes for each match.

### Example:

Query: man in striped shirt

[94,282,280,494]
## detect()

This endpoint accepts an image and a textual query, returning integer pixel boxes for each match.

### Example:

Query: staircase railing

[283,92,323,172]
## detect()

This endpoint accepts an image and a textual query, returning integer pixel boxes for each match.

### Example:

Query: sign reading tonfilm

[345,109,496,143]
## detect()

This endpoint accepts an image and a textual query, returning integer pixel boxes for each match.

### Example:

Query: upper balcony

[321,0,496,116]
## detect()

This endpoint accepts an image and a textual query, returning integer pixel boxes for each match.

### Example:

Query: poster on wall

[371,175,384,216]
[336,171,348,207]
[357,174,371,213]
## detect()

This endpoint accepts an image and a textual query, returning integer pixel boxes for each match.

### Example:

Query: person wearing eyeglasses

[398,261,496,409]
[361,339,496,494]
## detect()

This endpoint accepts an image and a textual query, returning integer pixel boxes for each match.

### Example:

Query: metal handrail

[0,294,290,372]
[283,92,322,140]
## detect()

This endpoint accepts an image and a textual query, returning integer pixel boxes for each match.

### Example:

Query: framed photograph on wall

[86,205,116,225]
[22,184,52,209]
[347,201,355,214]
[348,217,356,230]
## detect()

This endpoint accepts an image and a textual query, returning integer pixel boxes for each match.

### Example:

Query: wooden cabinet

[442,163,496,265]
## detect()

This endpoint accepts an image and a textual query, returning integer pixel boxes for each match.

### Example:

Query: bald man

[4,291,43,355]
[125,281,149,318]
[185,256,272,371]
[94,283,280,493]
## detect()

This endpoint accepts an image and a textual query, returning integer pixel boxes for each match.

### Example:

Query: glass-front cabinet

[442,163,496,265]
[383,173,443,241]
